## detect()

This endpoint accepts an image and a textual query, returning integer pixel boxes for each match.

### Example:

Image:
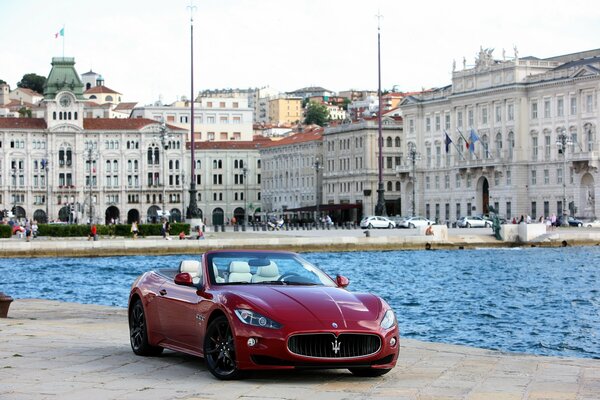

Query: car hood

[223,286,383,329]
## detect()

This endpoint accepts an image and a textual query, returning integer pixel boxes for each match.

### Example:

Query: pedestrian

[179,231,185,240]
[131,221,139,239]
[550,213,557,230]
[231,216,237,225]
[25,219,32,242]
[161,220,167,239]
[526,214,531,224]
[88,224,97,241]
[518,215,524,224]
[32,220,38,238]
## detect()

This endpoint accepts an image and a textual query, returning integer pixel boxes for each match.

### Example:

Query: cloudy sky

[2,0,600,105]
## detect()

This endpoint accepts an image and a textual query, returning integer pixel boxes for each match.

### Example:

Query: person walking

[131,221,139,239]
[88,224,97,241]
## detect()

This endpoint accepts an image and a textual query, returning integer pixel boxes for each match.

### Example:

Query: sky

[2,0,600,105]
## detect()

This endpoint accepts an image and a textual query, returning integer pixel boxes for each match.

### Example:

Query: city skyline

[2,0,600,105]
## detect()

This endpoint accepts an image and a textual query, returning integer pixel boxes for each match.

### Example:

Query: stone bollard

[0,292,14,318]
[242,224,246,232]
[262,224,267,231]
[234,225,239,232]
[364,230,370,238]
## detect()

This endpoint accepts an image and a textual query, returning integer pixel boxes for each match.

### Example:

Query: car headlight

[234,309,282,329]
[380,309,396,330]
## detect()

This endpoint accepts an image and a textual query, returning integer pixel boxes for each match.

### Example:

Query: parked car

[389,215,407,228]
[457,216,491,228]
[360,216,396,229]
[480,214,507,225]
[397,216,432,229]
[585,220,600,228]
[556,216,584,227]
[128,250,399,379]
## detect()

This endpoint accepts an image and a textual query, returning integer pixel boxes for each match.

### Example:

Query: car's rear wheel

[348,367,392,377]
[204,316,241,380]
[129,298,163,356]
[466,223,471,228]
[388,223,394,229]
[409,223,415,229]
[367,223,373,229]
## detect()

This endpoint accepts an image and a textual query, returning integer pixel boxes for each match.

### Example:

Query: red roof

[84,85,121,95]
[190,138,272,150]
[83,118,185,131]
[260,128,323,148]
[0,118,47,129]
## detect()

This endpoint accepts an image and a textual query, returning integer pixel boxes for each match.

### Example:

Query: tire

[409,223,415,229]
[348,367,392,377]
[367,223,373,229]
[577,223,582,227]
[485,222,491,228]
[467,223,471,228]
[129,298,163,356]
[388,223,394,229]
[204,316,242,380]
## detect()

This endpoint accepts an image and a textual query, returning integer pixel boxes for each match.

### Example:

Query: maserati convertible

[128,250,399,379]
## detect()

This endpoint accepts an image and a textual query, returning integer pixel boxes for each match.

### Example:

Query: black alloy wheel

[348,367,392,377]
[367,223,373,229]
[204,316,241,380]
[129,299,163,356]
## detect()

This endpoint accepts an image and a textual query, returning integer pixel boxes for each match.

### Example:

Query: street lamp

[374,12,386,217]
[242,166,248,226]
[83,148,98,224]
[11,166,18,219]
[158,121,171,221]
[407,143,421,217]
[313,156,323,222]
[556,128,572,227]
[42,159,49,223]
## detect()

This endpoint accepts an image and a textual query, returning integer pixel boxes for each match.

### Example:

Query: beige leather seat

[251,262,280,282]
[179,260,201,284]
[228,261,252,283]
[213,264,225,283]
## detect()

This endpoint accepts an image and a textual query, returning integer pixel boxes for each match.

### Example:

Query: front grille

[287,333,381,359]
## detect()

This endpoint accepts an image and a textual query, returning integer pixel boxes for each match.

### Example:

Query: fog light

[247,337,258,347]
[390,337,397,347]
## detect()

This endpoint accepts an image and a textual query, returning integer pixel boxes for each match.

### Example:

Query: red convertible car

[128,250,399,379]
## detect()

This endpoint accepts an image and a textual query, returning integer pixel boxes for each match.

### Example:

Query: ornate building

[400,47,599,222]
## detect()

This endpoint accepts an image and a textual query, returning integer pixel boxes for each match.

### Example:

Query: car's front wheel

[348,367,392,377]
[409,223,415,229]
[204,315,241,380]
[129,298,163,356]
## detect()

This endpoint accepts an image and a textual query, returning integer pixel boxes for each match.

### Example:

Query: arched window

[386,137,393,147]
[395,181,401,191]
[508,132,515,160]
[495,133,503,158]
[106,95,113,102]
[154,148,159,164]
[387,181,392,191]
[53,111,56,120]
[147,147,153,164]
[234,160,239,169]
[395,137,401,147]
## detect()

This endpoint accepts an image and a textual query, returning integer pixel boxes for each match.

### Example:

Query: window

[544,169,549,185]
[506,170,511,185]
[557,97,564,117]
[445,114,450,130]
[506,202,512,218]
[507,104,514,121]
[481,107,488,124]
[435,115,440,131]
[456,203,461,220]
[468,109,474,127]
[545,135,551,159]
[495,105,501,123]
[531,170,537,185]
[531,101,538,119]
[457,111,463,128]
[586,94,593,113]
[425,176,430,190]
[455,173,461,188]
[466,174,472,188]
[532,137,538,160]
[557,167,563,184]
[425,117,431,132]
[531,202,537,219]
[409,119,414,133]
[544,99,551,118]
[570,97,577,115]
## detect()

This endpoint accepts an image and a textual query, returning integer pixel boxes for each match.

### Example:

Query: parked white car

[457,216,491,228]
[397,216,433,229]
[360,216,396,229]
[585,220,600,228]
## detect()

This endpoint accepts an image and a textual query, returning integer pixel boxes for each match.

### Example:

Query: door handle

[159,289,167,296]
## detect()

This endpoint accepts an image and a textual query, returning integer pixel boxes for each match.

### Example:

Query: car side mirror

[336,275,350,288]
[174,272,194,286]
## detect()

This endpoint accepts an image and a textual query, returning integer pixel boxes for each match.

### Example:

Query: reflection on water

[1,247,599,359]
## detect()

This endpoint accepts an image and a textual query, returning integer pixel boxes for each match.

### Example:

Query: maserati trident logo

[331,322,338,328]
[331,338,342,354]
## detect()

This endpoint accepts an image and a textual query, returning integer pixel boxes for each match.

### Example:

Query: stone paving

[1,300,599,400]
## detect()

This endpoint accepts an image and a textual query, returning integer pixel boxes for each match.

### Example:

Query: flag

[55,27,64,39]
[469,129,479,153]
[457,128,469,150]
[444,130,453,153]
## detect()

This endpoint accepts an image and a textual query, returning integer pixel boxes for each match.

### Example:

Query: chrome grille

[287,333,381,359]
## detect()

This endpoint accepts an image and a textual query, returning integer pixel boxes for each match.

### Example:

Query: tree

[0,79,6,85]
[17,73,46,94]
[304,101,329,126]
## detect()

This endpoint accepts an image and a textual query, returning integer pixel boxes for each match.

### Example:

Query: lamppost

[242,166,248,226]
[158,121,171,221]
[374,12,386,217]
[313,156,323,222]
[186,0,201,222]
[11,166,17,219]
[556,128,572,227]
[42,159,49,223]
[407,143,421,217]
[83,148,98,224]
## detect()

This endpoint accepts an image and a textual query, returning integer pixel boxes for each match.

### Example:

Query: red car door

[156,279,210,352]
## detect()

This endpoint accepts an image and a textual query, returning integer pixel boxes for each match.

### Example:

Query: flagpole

[62,25,65,58]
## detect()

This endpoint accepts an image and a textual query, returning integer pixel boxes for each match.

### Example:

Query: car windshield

[207,251,337,287]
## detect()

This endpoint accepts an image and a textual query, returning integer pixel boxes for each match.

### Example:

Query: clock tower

[43,57,85,130]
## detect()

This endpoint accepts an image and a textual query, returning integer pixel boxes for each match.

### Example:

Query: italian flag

[55,27,64,39]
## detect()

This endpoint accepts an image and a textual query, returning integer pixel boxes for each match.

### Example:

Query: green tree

[17,73,46,94]
[0,79,6,85]
[304,101,329,126]
[18,107,32,118]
